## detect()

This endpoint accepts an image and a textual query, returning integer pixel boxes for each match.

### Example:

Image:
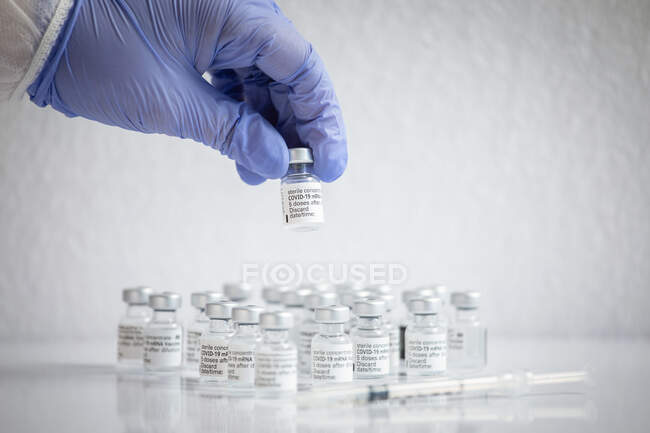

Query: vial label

[399,324,407,360]
[388,327,400,373]
[298,329,318,373]
[448,327,464,352]
[255,349,297,390]
[117,324,145,360]
[227,343,256,385]
[406,333,447,373]
[185,329,203,364]
[447,326,487,369]
[354,336,390,378]
[199,338,229,380]
[143,328,183,367]
[281,182,324,225]
[311,342,354,383]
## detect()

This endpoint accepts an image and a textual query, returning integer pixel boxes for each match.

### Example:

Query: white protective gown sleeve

[0,0,75,101]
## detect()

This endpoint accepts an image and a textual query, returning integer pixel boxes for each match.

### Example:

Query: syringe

[296,370,588,407]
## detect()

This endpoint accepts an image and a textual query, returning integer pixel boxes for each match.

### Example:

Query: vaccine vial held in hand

[281,147,324,231]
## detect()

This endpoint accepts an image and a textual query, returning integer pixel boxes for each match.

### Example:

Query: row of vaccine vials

[117,283,487,391]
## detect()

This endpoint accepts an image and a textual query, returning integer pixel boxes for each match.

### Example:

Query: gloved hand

[29,0,347,184]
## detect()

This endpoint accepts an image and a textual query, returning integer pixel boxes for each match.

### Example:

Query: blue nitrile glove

[28,0,347,185]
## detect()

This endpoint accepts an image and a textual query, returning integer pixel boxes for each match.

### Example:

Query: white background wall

[1,0,649,339]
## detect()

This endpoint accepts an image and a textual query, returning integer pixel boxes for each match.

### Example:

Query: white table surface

[1,337,648,432]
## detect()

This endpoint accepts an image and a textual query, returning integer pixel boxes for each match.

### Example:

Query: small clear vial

[434,285,453,322]
[262,285,291,311]
[350,299,390,379]
[228,305,264,388]
[143,292,183,372]
[117,286,153,366]
[281,288,312,346]
[334,281,364,298]
[375,293,400,375]
[399,287,436,361]
[199,301,237,382]
[366,284,394,296]
[185,291,224,370]
[304,282,335,293]
[298,292,338,376]
[223,282,252,303]
[311,305,354,383]
[405,297,447,376]
[281,147,324,231]
[417,284,451,327]
[447,291,487,371]
[340,289,372,333]
[255,311,298,393]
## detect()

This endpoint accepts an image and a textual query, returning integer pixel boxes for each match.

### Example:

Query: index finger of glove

[214,1,348,181]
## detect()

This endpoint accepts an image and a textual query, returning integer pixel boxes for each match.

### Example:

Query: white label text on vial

[354,336,390,377]
[298,329,318,373]
[199,338,229,379]
[255,349,297,390]
[185,329,203,364]
[143,328,183,367]
[311,342,354,383]
[228,343,256,385]
[118,324,145,360]
[281,182,324,225]
[406,333,447,373]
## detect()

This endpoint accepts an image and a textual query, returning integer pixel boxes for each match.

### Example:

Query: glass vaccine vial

[340,289,372,333]
[417,284,451,327]
[199,301,237,382]
[117,286,153,366]
[367,284,394,296]
[434,285,453,325]
[223,282,252,303]
[228,305,264,388]
[281,288,312,346]
[262,285,291,311]
[335,281,364,297]
[405,297,447,376]
[375,293,400,375]
[303,282,335,293]
[185,291,224,370]
[143,292,183,372]
[311,305,354,383]
[399,287,436,361]
[255,311,298,393]
[281,147,324,231]
[298,292,338,377]
[350,299,390,379]
[447,291,487,371]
